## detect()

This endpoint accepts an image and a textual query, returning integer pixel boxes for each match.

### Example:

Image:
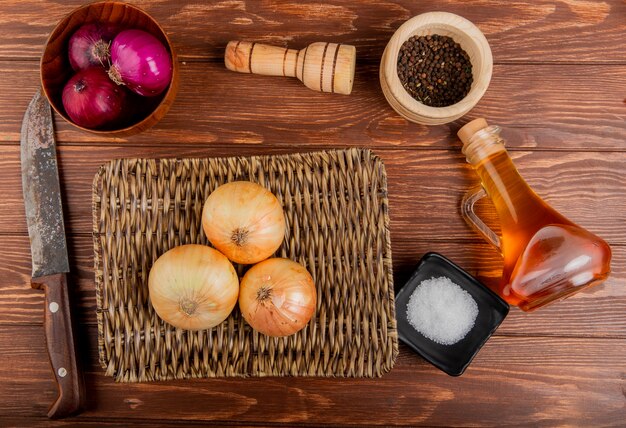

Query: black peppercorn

[396,34,473,107]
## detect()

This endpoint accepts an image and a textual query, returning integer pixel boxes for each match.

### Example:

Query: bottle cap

[458,118,488,146]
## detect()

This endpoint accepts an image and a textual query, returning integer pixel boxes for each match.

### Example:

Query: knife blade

[21,89,84,419]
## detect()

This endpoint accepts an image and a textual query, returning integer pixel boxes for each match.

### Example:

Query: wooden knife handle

[31,273,84,419]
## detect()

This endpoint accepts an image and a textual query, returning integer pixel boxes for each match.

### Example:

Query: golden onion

[239,258,316,337]
[202,181,286,264]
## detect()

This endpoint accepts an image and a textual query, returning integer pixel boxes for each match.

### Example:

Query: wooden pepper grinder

[225,41,356,95]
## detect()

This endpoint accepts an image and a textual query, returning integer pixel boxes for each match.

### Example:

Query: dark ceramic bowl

[395,252,509,376]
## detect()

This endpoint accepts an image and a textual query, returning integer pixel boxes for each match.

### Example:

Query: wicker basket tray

[92,148,397,382]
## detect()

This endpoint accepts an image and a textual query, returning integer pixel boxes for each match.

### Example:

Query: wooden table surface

[1,1,625,426]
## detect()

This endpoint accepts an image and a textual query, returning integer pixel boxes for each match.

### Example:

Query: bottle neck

[462,125,507,166]
[462,124,529,228]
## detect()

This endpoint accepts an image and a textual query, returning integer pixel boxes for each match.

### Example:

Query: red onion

[68,23,117,71]
[108,29,172,97]
[62,67,126,129]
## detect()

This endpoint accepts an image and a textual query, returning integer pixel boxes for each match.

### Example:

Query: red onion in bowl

[108,29,173,97]
[62,67,126,129]
[68,23,117,71]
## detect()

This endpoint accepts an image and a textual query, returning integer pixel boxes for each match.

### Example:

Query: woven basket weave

[92,148,397,382]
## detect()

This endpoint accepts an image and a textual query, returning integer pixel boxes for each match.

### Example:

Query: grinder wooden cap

[458,118,488,146]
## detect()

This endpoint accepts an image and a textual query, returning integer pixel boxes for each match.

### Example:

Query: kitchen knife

[21,89,84,418]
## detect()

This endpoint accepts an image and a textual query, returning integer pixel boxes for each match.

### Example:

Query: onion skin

[68,23,117,71]
[148,244,239,331]
[202,181,286,265]
[239,258,316,337]
[62,67,126,129]
[109,29,173,96]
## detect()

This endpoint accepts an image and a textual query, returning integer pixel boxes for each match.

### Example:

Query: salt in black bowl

[395,252,509,376]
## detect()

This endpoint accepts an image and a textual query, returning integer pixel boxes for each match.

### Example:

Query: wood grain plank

[0,325,624,425]
[1,61,625,148]
[0,420,259,428]
[2,146,625,243]
[3,232,625,339]
[2,1,624,426]
[0,0,625,64]
[0,419,267,428]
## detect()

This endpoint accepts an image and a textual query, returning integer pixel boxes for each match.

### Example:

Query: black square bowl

[395,252,509,376]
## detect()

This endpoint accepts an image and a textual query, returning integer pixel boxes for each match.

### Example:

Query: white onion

[148,244,239,330]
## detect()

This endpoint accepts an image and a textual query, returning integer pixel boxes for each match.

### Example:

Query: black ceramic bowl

[395,252,509,376]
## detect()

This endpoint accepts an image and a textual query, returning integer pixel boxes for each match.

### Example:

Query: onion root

[179,298,199,316]
[256,286,272,301]
[91,40,111,66]
[107,65,125,86]
[231,228,249,246]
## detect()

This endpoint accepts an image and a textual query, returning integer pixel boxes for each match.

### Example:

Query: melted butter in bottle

[458,119,612,311]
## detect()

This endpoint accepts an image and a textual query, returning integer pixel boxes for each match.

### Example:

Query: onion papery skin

[239,258,316,337]
[109,29,173,96]
[68,23,117,71]
[148,244,239,331]
[62,67,126,129]
[202,181,286,265]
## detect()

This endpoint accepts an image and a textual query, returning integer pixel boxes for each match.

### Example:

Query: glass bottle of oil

[457,118,612,311]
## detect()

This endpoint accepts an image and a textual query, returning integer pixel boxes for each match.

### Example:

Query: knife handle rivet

[58,367,67,378]
[49,302,59,313]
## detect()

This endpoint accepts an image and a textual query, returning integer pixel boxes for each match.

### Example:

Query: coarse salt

[407,276,478,345]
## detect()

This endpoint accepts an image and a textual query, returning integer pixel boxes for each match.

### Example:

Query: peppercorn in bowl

[380,12,492,125]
